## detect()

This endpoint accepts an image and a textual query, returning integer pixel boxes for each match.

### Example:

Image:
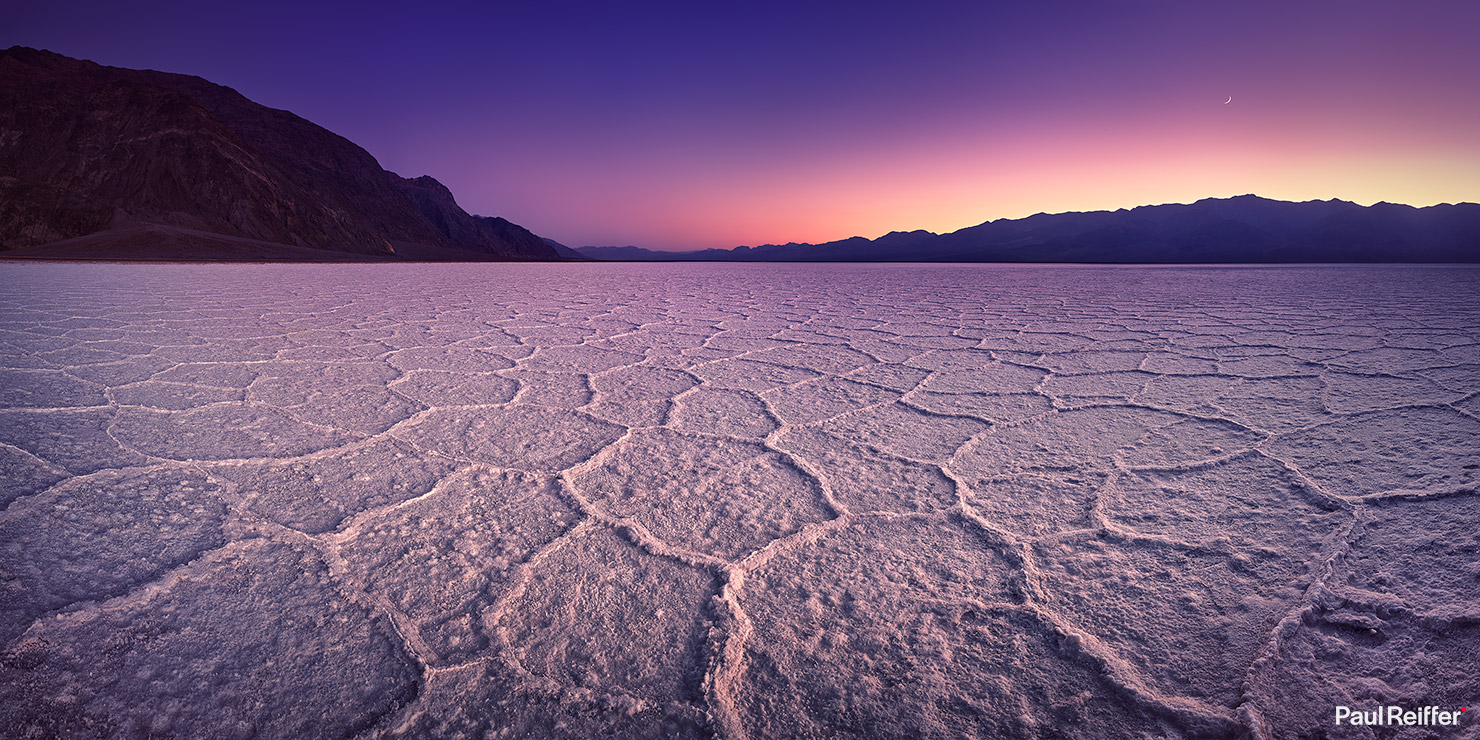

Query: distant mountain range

[577,196,1480,263]
[0,47,558,260]
[3,48,1476,264]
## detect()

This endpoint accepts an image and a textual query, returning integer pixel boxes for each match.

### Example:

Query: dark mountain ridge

[0,46,558,260]
[7,48,1473,264]
[539,237,592,260]
[577,196,1480,263]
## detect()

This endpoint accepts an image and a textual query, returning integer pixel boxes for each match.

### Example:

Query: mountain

[576,196,1480,263]
[540,237,590,260]
[575,245,677,260]
[0,46,560,260]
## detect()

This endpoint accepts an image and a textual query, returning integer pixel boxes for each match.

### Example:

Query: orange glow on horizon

[28,0,1474,252]
[479,84,1480,251]
[605,127,1480,251]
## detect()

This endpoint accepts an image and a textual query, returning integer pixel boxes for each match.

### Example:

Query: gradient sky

[9,0,1480,250]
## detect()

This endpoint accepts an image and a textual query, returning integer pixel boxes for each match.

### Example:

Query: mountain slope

[392,175,556,259]
[540,237,591,260]
[0,46,559,260]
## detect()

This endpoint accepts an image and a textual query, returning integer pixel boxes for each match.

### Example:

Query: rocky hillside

[0,46,558,260]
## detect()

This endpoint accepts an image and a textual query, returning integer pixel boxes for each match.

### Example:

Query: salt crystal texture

[0,262,1476,738]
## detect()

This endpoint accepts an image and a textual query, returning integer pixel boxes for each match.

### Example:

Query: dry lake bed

[1,262,1477,739]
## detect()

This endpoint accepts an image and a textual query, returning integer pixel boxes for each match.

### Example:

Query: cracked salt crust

[0,262,1476,739]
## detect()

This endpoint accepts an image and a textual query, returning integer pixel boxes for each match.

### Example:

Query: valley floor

[1,262,1477,739]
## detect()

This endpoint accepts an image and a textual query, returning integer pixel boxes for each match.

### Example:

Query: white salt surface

[1,262,1477,739]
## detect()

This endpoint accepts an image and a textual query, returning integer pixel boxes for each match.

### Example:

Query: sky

[8,0,1480,251]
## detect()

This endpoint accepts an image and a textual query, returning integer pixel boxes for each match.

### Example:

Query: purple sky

[9,0,1479,250]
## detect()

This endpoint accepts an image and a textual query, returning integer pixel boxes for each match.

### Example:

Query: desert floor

[1,262,1477,739]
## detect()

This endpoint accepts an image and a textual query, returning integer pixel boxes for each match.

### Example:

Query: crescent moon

[1224,96,1232,104]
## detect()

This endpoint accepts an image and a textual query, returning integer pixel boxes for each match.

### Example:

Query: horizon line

[572,194,1478,254]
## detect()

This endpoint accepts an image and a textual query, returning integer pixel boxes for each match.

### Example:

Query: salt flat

[1,262,1477,739]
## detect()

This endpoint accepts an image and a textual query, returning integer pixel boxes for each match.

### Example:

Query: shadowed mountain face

[391,175,555,260]
[539,237,591,260]
[0,47,558,260]
[578,196,1480,263]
